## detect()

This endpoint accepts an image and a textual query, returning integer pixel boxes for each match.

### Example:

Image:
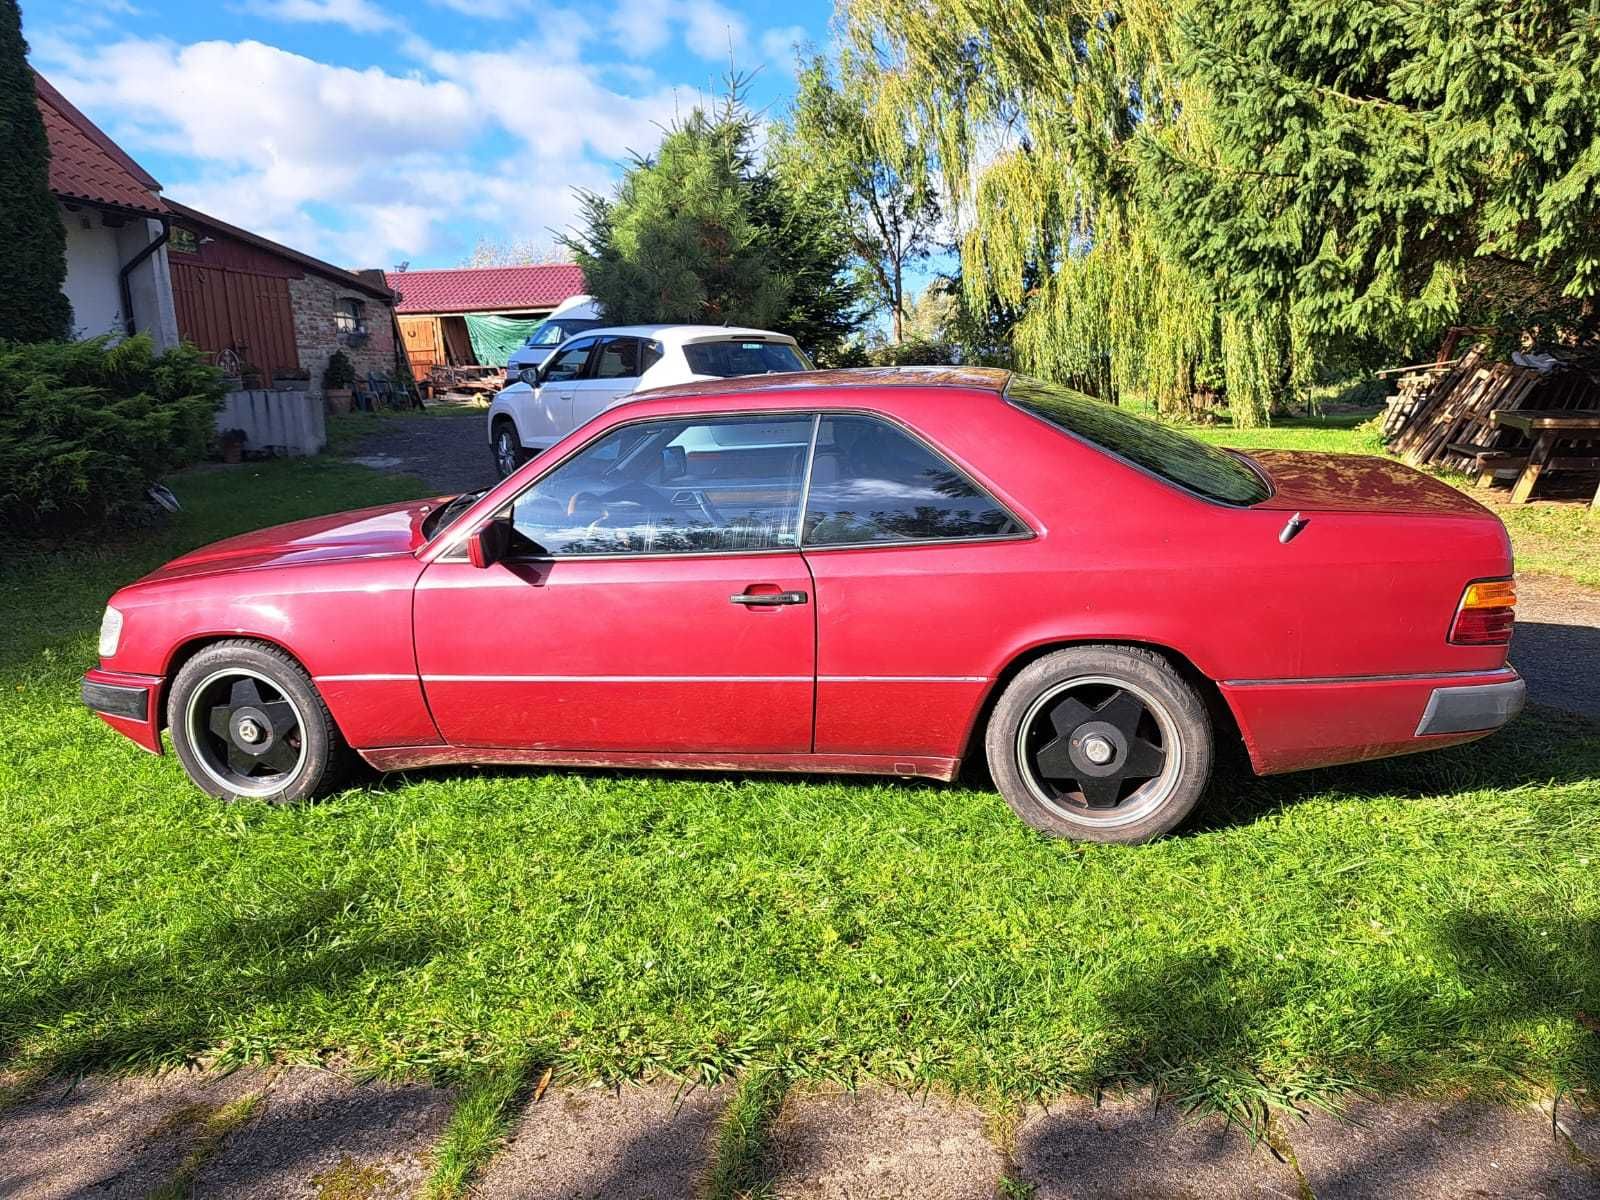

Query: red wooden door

[171,261,298,376]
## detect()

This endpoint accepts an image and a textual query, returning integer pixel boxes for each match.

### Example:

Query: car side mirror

[520,367,540,386]
[466,518,512,569]
[661,444,688,481]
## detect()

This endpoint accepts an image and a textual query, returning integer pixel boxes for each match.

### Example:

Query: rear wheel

[984,646,1212,842]
[492,419,525,479]
[167,640,349,803]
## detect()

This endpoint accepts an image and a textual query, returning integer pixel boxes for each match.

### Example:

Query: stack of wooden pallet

[1385,347,1545,476]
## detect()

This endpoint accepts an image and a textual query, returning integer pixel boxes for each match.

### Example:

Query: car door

[568,336,643,428]
[413,412,818,753]
[799,413,1034,759]
[537,335,599,437]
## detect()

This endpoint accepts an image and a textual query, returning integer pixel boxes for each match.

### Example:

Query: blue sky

[22,0,837,271]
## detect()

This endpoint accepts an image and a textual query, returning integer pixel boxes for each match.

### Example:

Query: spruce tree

[0,0,72,343]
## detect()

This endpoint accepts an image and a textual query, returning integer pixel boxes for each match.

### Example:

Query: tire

[984,645,1212,843]
[167,639,351,804]
[492,419,525,479]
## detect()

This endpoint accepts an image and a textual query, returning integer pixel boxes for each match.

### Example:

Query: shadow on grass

[1079,909,1600,1127]
[1195,702,1600,835]
[0,884,455,1079]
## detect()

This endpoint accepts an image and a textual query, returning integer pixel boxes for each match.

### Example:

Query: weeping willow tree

[839,1,1293,424]
[841,1,1600,425]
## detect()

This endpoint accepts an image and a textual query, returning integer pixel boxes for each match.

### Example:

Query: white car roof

[569,324,800,347]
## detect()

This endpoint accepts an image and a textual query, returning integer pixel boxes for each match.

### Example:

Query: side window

[640,340,664,373]
[591,336,640,380]
[542,337,596,383]
[510,415,813,556]
[804,415,1024,546]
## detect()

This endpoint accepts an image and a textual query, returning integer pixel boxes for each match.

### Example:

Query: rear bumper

[82,668,164,754]
[1221,667,1523,775]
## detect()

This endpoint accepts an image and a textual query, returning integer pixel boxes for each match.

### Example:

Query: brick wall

[288,273,401,398]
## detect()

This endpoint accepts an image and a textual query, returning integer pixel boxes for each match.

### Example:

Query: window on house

[335,298,366,334]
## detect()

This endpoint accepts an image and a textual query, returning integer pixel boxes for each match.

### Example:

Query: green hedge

[0,335,224,529]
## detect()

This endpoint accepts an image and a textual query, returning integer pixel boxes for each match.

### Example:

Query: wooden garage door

[171,261,299,376]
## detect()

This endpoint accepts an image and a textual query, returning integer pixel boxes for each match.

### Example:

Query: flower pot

[325,388,354,414]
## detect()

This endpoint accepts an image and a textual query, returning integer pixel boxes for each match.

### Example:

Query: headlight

[98,606,124,658]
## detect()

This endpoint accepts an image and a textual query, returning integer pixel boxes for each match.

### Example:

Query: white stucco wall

[58,205,179,348]
[61,205,124,340]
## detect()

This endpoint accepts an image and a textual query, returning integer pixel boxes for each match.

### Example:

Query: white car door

[538,336,600,438]
[569,336,644,428]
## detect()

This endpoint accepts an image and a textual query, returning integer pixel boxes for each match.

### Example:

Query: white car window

[591,337,641,380]
[681,340,808,377]
[543,338,596,383]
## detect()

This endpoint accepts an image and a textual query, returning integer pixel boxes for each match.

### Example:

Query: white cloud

[29,33,691,267]
[27,5,823,269]
[238,0,402,35]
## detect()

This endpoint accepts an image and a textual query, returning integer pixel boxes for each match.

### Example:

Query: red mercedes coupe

[83,368,1524,843]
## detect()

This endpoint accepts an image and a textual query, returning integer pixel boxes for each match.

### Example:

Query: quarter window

[510,415,812,556]
[803,415,1024,546]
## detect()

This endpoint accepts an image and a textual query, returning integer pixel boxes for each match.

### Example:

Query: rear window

[682,340,809,378]
[1005,375,1271,505]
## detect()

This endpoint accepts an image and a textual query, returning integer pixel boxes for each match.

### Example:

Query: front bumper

[82,668,164,754]
[1220,666,1525,775]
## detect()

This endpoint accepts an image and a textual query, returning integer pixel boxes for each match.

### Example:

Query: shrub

[0,335,224,529]
[866,337,954,367]
[322,350,356,391]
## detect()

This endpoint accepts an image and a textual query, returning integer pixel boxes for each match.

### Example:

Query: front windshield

[529,323,566,346]
[1005,375,1272,505]
[422,490,487,541]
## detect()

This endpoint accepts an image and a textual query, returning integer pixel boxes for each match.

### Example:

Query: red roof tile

[385,264,586,315]
[34,72,164,216]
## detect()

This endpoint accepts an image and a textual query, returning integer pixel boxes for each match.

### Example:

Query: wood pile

[1385,346,1543,473]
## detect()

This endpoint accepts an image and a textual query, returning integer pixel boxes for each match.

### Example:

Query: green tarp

[464,313,545,367]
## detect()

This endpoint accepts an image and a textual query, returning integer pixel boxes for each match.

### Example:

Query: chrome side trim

[422,674,816,684]
[415,674,989,685]
[818,675,989,684]
[314,673,418,683]
[1222,667,1518,688]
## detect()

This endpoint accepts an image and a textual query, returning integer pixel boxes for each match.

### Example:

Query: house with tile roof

[35,70,178,346]
[385,264,587,376]
[37,70,408,399]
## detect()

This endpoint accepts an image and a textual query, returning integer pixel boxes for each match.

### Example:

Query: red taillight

[1449,579,1516,646]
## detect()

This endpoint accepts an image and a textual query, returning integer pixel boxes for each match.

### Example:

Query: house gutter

[119,215,171,337]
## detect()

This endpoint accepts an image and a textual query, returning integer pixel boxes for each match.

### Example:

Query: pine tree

[0,0,71,343]
[565,100,788,329]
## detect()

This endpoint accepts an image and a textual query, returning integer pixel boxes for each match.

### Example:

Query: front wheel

[167,640,350,803]
[984,646,1212,843]
[492,420,525,479]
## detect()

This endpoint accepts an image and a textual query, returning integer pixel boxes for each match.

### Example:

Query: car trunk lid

[1240,450,1497,518]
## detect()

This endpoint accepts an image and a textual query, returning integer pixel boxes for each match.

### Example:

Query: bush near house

[0,335,224,529]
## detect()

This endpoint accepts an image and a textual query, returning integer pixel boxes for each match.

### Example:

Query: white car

[487,324,813,477]
[503,294,605,383]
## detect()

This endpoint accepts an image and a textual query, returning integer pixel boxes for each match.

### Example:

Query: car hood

[138,497,447,583]
[1241,450,1497,518]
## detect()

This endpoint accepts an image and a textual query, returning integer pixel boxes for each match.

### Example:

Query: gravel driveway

[344,408,496,496]
[341,409,1600,719]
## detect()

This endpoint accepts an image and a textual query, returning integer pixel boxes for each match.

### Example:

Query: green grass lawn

[1,456,1597,1141]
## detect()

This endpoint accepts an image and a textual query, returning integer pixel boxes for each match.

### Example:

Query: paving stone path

[1,1071,1595,1198]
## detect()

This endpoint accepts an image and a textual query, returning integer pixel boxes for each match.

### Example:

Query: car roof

[636,365,1014,403]
[565,324,803,346]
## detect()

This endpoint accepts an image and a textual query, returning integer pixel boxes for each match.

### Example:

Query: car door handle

[730,590,808,606]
